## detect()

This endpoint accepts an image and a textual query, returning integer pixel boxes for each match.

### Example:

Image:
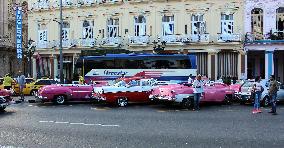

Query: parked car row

[2,77,283,112]
[36,77,237,109]
[235,79,284,106]
[0,78,58,96]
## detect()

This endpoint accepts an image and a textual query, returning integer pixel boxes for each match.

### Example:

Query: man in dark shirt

[268,75,279,115]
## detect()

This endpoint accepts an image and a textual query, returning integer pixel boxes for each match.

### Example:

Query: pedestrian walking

[268,75,279,115]
[192,74,204,111]
[17,71,26,101]
[3,73,13,90]
[252,76,264,114]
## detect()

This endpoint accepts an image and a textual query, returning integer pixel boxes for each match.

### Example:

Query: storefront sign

[16,7,23,59]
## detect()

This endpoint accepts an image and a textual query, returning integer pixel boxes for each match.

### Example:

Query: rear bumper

[36,95,51,103]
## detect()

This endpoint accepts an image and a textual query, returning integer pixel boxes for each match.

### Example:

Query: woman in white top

[252,76,263,114]
[192,75,204,110]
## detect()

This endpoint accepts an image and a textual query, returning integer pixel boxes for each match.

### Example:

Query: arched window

[221,13,234,34]
[191,14,205,34]
[134,15,146,36]
[162,15,174,36]
[107,18,119,37]
[38,23,47,42]
[82,20,94,39]
[251,8,263,39]
[276,7,284,37]
[62,22,70,41]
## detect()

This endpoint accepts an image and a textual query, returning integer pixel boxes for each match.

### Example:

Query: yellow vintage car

[12,78,35,95]
[0,78,16,90]
[14,78,58,95]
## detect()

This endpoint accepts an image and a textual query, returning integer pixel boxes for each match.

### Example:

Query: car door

[202,85,215,102]
[72,85,92,101]
[126,80,142,102]
[277,84,284,102]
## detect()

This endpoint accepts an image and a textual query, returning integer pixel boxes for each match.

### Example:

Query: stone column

[207,50,218,81]
[244,52,248,80]
[50,56,54,79]
[54,55,58,79]
[265,50,274,80]
[32,57,37,79]
[238,51,246,80]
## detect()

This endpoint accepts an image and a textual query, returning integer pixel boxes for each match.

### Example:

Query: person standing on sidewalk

[17,71,26,101]
[268,75,279,115]
[252,76,263,114]
[3,74,13,90]
[192,74,204,111]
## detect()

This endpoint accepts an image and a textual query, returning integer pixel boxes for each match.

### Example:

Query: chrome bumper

[149,94,175,101]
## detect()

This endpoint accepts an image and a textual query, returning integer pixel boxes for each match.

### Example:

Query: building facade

[0,0,29,77]
[244,0,284,82]
[28,0,245,80]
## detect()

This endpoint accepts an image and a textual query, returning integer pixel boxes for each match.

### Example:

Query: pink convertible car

[37,84,95,104]
[150,83,235,109]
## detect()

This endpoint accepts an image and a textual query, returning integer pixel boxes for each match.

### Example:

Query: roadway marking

[38,121,119,127]
[55,121,69,124]
[91,107,111,111]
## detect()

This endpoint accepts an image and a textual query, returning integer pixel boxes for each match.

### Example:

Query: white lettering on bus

[102,70,128,76]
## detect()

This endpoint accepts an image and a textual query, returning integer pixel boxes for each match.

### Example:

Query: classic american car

[150,82,235,109]
[37,84,95,104]
[236,79,284,106]
[0,89,13,111]
[94,78,157,107]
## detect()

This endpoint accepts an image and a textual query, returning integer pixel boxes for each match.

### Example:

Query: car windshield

[242,81,254,87]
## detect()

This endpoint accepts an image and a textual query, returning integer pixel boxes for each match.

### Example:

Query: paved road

[1,96,284,148]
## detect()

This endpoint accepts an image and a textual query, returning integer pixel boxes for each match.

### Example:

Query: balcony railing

[217,33,241,42]
[0,39,14,47]
[31,1,50,10]
[100,37,122,47]
[37,41,49,49]
[80,38,96,47]
[161,35,183,44]
[245,32,284,43]
[182,34,210,43]
[77,0,96,5]
[128,36,150,45]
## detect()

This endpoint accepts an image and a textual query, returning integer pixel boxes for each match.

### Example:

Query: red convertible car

[150,83,235,109]
[37,84,95,104]
[94,78,157,107]
[0,89,13,111]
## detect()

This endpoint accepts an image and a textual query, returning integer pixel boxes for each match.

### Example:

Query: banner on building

[16,7,23,59]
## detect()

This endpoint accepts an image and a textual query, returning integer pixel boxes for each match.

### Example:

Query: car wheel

[0,106,5,112]
[181,97,193,109]
[224,95,232,105]
[262,96,270,107]
[31,90,38,96]
[55,95,65,105]
[117,97,128,107]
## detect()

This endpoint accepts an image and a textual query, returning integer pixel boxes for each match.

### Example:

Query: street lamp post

[59,0,64,84]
